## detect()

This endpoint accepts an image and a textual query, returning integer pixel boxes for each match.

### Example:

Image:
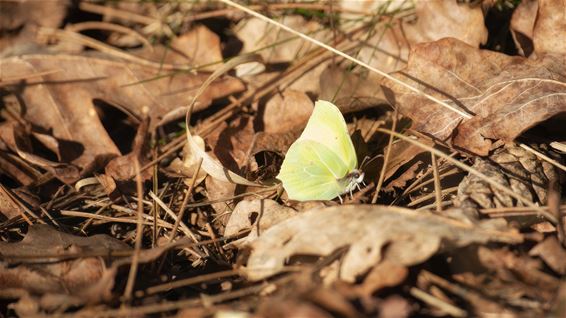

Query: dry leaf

[136,25,223,71]
[355,0,486,76]
[0,0,69,56]
[224,199,298,246]
[532,0,566,55]
[245,205,522,282]
[456,144,560,213]
[256,298,333,318]
[208,116,256,173]
[234,16,329,64]
[477,246,560,301]
[529,236,566,275]
[262,90,313,133]
[169,25,223,71]
[104,117,151,185]
[165,135,207,184]
[234,16,330,94]
[0,122,80,183]
[510,0,538,56]
[0,225,129,311]
[356,260,408,296]
[404,0,487,47]
[384,38,566,155]
[319,66,387,112]
[0,54,244,175]
[0,184,24,219]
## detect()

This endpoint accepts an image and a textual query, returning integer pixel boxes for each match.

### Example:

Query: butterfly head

[350,169,364,184]
[341,169,365,196]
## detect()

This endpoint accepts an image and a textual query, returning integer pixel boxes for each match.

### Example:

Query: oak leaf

[384,38,566,155]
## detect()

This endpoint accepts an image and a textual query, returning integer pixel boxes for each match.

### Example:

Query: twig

[520,144,566,172]
[431,153,443,212]
[372,109,398,204]
[79,2,158,25]
[149,191,201,247]
[123,159,145,301]
[141,269,240,296]
[66,21,153,49]
[168,158,203,242]
[407,187,458,208]
[410,287,467,317]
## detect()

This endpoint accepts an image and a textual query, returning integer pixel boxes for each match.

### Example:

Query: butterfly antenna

[360,154,383,170]
[360,155,370,169]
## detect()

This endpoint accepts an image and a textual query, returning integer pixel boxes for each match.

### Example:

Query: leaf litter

[0,0,565,317]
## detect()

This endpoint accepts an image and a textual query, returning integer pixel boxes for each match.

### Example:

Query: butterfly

[276,100,364,202]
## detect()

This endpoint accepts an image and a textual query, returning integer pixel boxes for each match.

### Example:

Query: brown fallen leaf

[355,0,487,76]
[0,54,244,176]
[529,236,566,275]
[0,0,68,56]
[0,184,25,220]
[356,260,408,297]
[319,66,388,112]
[224,199,298,246]
[135,25,223,71]
[510,0,538,56]
[532,0,566,56]
[383,38,566,155]
[0,225,129,312]
[262,89,313,134]
[104,117,152,191]
[0,122,80,183]
[234,15,330,94]
[256,297,333,318]
[164,135,207,185]
[244,205,522,282]
[235,15,330,64]
[477,246,560,302]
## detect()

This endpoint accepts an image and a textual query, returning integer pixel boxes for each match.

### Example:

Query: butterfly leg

[338,195,344,204]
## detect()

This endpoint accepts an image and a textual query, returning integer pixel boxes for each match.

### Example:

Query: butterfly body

[276,100,364,201]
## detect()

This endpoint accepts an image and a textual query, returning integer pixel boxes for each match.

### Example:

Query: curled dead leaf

[165,135,207,185]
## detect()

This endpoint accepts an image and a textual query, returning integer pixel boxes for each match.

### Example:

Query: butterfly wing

[298,100,357,172]
[276,140,350,201]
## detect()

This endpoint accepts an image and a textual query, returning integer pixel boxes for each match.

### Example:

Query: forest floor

[0,0,565,317]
